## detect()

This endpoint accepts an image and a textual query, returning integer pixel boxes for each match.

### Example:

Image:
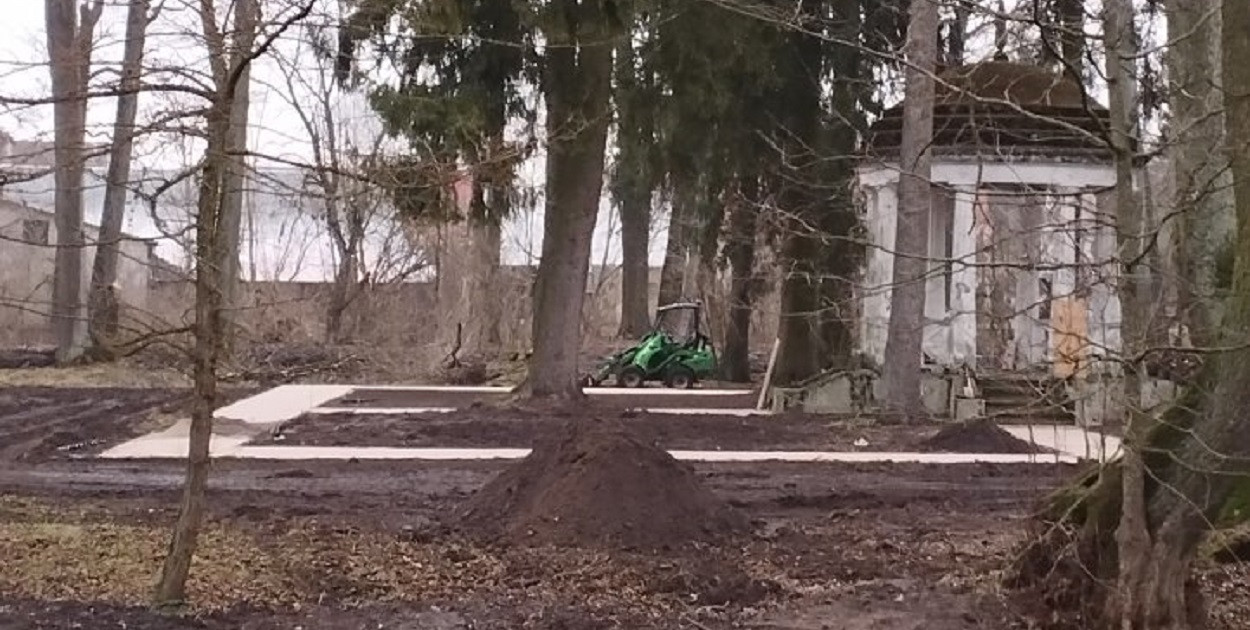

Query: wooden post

[756,337,781,410]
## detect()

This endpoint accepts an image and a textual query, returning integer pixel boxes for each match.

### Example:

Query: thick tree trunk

[818,11,865,371]
[219,0,259,341]
[771,0,825,387]
[519,3,613,398]
[87,0,149,357]
[613,36,655,339]
[658,186,691,307]
[881,0,938,418]
[44,0,101,363]
[721,179,759,382]
[1167,0,1233,345]
[618,186,652,337]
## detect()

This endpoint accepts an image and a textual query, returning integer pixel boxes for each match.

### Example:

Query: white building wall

[0,200,152,343]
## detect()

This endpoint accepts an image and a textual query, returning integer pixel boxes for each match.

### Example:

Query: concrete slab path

[98,384,1114,464]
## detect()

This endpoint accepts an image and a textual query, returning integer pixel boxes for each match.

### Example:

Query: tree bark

[44,0,102,363]
[818,6,866,371]
[219,0,259,343]
[881,0,938,419]
[618,185,652,337]
[87,0,150,357]
[1103,0,1161,624]
[1167,0,1233,346]
[658,185,691,307]
[614,36,655,339]
[770,0,825,387]
[721,178,759,382]
[518,0,613,398]
[154,106,229,607]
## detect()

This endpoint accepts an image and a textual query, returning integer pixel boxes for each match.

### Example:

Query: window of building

[22,219,49,245]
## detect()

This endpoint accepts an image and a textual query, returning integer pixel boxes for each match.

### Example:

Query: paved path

[100,384,1120,463]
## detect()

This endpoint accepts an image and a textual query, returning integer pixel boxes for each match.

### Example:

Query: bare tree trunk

[154,108,229,606]
[219,0,259,343]
[87,0,150,357]
[1167,0,1233,346]
[721,178,758,382]
[518,3,613,398]
[618,187,651,337]
[44,0,102,363]
[658,186,691,306]
[881,0,937,419]
[1103,0,1160,624]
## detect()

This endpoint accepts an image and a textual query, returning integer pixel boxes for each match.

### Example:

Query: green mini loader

[582,301,717,389]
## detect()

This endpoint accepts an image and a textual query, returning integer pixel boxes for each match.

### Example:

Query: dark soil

[919,419,1046,454]
[0,348,55,369]
[457,418,750,549]
[0,387,256,463]
[0,386,1243,630]
[260,406,1061,454]
[322,387,757,410]
[1,451,1245,630]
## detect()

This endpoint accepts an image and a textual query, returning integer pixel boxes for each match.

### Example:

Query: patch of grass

[0,363,189,388]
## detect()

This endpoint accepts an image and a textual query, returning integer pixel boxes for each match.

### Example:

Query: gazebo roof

[864,62,1113,161]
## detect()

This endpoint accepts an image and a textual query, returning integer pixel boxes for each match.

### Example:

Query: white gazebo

[856,62,1122,376]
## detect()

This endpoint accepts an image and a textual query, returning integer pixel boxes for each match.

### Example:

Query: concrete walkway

[99,384,1115,464]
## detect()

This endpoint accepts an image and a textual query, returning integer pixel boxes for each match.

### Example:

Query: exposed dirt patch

[322,386,757,410]
[0,387,256,462]
[457,418,750,550]
[919,419,1046,454]
[260,405,1063,454]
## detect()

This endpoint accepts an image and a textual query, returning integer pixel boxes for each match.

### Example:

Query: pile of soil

[456,418,750,549]
[919,420,1046,454]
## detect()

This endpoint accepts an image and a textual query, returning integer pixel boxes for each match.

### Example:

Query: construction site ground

[0,384,1245,630]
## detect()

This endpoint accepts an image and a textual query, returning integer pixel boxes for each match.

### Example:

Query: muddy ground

[260,407,1054,454]
[0,387,256,463]
[0,386,1246,629]
[321,387,759,410]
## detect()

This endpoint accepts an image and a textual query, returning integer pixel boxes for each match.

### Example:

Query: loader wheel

[663,365,695,389]
[617,366,646,388]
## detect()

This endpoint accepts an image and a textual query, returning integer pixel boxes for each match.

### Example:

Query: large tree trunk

[1168,0,1234,345]
[219,0,259,342]
[1013,4,1250,627]
[818,7,866,371]
[880,0,938,418]
[87,0,149,357]
[721,178,759,383]
[657,185,691,306]
[618,185,652,338]
[771,0,825,387]
[518,1,613,398]
[44,0,102,363]
[613,36,655,339]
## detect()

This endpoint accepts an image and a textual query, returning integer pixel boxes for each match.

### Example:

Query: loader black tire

[663,365,695,389]
[617,366,646,388]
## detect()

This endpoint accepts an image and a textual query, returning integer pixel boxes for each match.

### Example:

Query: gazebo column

[859,181,898,367]
[949,186,977,366]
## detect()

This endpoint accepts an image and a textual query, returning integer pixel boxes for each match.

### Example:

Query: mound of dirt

[456,418,749,549]
[919,420,1045,454]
